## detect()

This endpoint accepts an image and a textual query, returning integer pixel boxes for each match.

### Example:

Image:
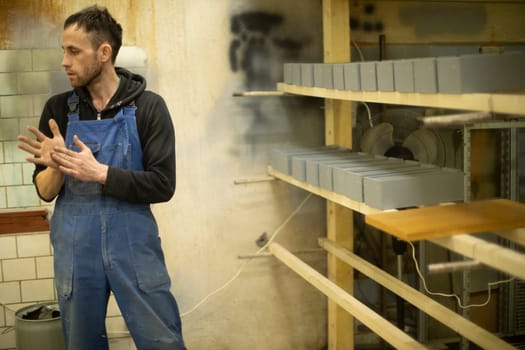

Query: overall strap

[67,91,80,121]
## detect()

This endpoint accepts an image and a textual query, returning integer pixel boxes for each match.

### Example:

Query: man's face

[61,24,103,88]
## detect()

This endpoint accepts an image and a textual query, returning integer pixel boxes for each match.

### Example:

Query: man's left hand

[52,135,108,184]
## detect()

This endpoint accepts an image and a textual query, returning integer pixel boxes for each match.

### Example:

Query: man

[17,6,186,350]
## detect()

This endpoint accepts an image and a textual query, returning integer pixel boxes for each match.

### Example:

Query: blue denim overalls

[50,92,185,350]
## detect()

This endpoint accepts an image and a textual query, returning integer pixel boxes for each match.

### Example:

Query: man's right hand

[17,119,66,169]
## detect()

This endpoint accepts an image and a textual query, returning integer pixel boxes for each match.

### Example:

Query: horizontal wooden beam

[268,242,427,350]
[319,238,515,350]
[494,228,525,247]
[277,83,525,116]
[429,234,525,280]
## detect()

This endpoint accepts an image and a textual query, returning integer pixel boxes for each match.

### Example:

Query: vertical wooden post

[323,0,353,349]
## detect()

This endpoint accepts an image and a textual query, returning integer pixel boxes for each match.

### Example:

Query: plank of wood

[365,199,525,241]
[322,0,354,349]
[269,242,428,350]
[430,234,525,280]
[276,83,525,117]
[0,209,49,234]
[319,238,516,350]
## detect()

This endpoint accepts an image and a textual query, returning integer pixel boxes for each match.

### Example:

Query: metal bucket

[15,302,67,350]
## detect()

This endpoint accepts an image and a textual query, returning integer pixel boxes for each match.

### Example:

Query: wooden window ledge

[0,209,50,234]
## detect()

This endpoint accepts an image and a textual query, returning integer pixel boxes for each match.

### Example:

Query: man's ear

[99,43,113,63]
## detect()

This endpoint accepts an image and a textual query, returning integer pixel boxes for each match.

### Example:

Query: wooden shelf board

[0,209,49,234]
[277,83,525,116]
[365,198,525,241]
[268,166,381,215]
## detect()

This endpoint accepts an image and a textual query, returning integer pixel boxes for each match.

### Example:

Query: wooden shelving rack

[265,1,525,349]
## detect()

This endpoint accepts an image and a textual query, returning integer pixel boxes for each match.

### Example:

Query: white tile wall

[0,233,55,350]
[0,50,32,73]
[107,294,121,317]
[35,256,53,278]
[0,330,14,350]
[0,282,20,304]
[0,237,16,260]
[0,74,17,96]
[0,164,22,186]
[6,185,40,207]
[17,72,51,95]
[17,233,51,257]
[0,95,34,118]
[0,190,5,209]
[21,279,54,302]
[32,49,62,71]
[22,163,34,185]
[106,315,130,335]
[2,258,35,281]
[0,119,18,142]
[0,304,4,327]
[4,141,27,163]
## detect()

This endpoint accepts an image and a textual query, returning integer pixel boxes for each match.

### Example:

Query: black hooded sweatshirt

[34,67,176,204]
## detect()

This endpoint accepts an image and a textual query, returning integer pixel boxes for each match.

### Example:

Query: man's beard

[72,61,103,88]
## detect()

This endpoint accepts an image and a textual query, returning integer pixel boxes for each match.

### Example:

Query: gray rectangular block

[437,51,525,93]
[332,63,345,90]
[313,63,324,88]
[333,161,424,202]
[301,64,314,87]
[364,168,464,210]
[394,59,415,92]
[414,57,438,93]
[291,64,301,85]
[343,63,360,90]
[376,61,394,92]
[329,157,403,195]
[305,152,359,186]
[360,61,377,91]
[283,63,293,84]
[319,154,383,191]
[270,146,341,175]
[313,64,333,89]
[292,149,352,182]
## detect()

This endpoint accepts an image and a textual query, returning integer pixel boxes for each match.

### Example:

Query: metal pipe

[420,112,492,127]
[233,176,275,185]
[238,248,324,259]
[232,91,286,97]
[427,260,483,274]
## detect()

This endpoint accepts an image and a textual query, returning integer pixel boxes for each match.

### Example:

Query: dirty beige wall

[1,0,328,349]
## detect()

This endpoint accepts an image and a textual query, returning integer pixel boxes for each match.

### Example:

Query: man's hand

[17,119,65,169]
[52,135,108,184]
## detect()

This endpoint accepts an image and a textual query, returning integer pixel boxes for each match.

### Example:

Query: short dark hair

[64,5,123,63]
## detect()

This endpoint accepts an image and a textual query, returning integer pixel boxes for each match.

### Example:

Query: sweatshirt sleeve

[102,93,176,204]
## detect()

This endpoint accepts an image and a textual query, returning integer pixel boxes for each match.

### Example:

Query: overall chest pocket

[66,142,130,195]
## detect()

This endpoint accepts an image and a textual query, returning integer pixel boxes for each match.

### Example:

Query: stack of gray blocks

[283,51,525,93]
[271,147,464,210]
